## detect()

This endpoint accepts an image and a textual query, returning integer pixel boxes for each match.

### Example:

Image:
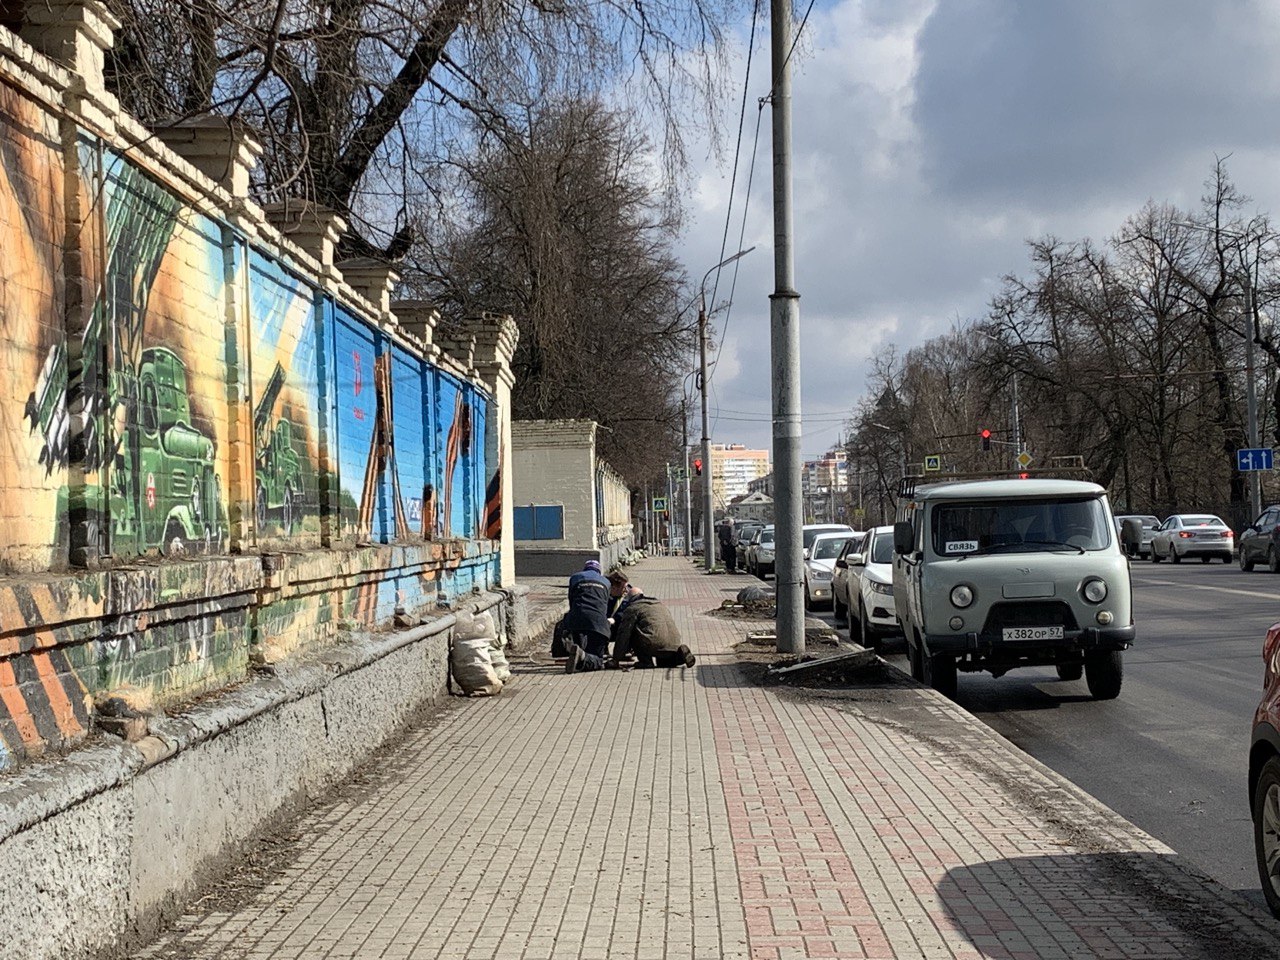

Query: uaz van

[893,477,1133,699]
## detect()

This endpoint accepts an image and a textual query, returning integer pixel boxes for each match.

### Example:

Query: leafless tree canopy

[419,99,694,482]
[105,0,738,255]
[846,162,1280,531]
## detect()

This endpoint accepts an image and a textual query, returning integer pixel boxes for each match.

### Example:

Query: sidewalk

[137,557,1280,960]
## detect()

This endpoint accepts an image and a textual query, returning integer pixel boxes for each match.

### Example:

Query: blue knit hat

[583,560,602,572]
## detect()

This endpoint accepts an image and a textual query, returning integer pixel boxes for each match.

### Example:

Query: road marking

[1136,577,1280,601]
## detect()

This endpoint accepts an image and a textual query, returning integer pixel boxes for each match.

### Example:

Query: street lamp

[698,247,756,571]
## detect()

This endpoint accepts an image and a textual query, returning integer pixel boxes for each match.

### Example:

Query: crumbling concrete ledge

[0,584,529,960]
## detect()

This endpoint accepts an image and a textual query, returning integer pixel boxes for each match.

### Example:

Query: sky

[677,0,1280,460]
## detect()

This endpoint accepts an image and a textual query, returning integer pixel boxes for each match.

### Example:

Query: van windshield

[932,497,1111,555]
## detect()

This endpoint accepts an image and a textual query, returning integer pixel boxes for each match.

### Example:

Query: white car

[835,524,899,650]
[1150,513,1234,564]
[803,532,854,610]
[747,526,775,578]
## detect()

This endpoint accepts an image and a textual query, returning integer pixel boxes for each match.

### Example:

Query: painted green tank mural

[114,346,223,555]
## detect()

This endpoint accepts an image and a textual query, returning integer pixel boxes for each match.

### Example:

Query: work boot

[566,645,584,674]
[678,644,696,668]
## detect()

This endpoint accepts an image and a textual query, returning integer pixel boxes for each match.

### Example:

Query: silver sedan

[1150,514,1234,564]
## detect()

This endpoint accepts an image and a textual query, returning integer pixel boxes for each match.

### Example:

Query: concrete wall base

[0,585,529,960]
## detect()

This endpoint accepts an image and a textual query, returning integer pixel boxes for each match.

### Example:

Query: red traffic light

[980,429,991,439]
[693,457,703,476]
[980,428,992,452]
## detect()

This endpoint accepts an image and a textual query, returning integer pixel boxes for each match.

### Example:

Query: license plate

[1002,626,1064,641]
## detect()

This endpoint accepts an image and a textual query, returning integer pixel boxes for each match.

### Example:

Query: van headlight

[950,584,974,608]
[1082,578,1108,603]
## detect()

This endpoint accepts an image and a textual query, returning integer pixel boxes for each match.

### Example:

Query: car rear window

[811,537,846,560]
[1182,515,1224,526]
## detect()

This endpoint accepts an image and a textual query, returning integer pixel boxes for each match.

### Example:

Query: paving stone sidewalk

[138,557,1280,960]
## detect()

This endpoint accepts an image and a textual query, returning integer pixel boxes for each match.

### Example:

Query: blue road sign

[1237,448,1274,472]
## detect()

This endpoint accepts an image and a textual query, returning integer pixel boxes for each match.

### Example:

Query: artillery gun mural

[254,362,304,534]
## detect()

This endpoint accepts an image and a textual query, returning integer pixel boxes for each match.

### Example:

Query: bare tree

[420,98,692,483]
[104,0,739,257]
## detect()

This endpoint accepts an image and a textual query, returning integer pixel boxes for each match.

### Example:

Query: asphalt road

[816,560,1280,910]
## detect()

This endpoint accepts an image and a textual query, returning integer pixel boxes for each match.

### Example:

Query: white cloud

[678,0,1280,458]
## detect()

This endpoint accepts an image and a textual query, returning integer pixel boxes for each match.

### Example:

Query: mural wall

[0,67,506,768]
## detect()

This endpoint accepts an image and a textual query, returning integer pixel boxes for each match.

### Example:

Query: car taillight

[1178,531,1193,538]
[1224,530,1234,538]
[1264,623,1280,687]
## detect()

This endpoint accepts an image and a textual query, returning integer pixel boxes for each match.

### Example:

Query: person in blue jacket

[564,560,613,672]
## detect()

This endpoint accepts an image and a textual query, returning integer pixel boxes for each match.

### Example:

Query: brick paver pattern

[137,558,1279,960]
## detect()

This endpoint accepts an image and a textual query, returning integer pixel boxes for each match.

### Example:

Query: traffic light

[981,428,992,451]
[693,457,703,476]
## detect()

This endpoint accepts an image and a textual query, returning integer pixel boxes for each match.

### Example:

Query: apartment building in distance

[802,448,850,524]
[710,443,771,512]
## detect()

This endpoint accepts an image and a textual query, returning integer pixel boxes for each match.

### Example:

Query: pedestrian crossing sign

[652,497,668,512]
[924,455,942,472]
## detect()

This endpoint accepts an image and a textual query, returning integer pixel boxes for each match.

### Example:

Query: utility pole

[682,398,692,557]
[770,0,804,655]
[699,301,715,571]
[1011,372,1022,456]
[697,248,755,572]
[666,462,676,554]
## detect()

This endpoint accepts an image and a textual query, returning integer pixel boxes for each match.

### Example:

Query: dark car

[1239,505,1280,572]
[1250,621,1280,915]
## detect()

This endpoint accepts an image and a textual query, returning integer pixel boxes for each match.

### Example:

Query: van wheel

[1085,650,1123,700]
[923,651,957,699]
[1056,662,1083,682]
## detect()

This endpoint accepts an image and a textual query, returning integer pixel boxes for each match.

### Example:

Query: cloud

[678,0,1280,458]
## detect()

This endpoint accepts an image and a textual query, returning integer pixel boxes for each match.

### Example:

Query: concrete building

[748,472,773,497]
[711,443,770,511]
[802,449,851,524]
[727,490,774,523]
[512,420,634,574]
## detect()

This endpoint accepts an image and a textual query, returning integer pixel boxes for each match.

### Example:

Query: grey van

[893,478,1133,700]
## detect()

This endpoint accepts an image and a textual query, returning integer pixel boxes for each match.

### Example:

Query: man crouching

[608,580,696,670]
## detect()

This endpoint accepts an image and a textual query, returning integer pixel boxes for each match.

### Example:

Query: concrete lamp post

[698,247,755,571]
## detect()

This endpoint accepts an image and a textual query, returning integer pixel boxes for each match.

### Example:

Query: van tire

[923,651,957,699]
[1085,650,1123,700]
[1056,662,1083,682]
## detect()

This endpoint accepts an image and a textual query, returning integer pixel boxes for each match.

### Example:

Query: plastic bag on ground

[451,632,502,696]
[455,609,511,684]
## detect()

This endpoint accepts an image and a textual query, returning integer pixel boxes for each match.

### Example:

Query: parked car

[893,477,1133,699]
[1113,514,1160,558]
[735,521,764,571]
[1150,514,1234,564]
[1250,620,1280,916]
[831,536,863,629]
[836,524,899,650]
[803,523,854,555]
[803,532,853,609]
[747,526,774,578]
[1239,505,1280,572]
